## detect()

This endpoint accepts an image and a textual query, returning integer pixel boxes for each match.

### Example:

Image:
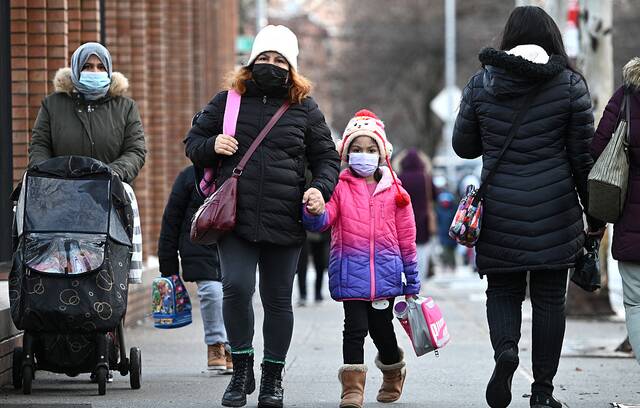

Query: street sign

[236,35,254,54]
[430,86,462,123]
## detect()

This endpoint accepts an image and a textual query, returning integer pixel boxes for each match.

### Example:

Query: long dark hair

[500,6,570,63]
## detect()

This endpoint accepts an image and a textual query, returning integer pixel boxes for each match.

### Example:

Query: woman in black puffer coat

[452,7,604,408]
[184,25,340,407]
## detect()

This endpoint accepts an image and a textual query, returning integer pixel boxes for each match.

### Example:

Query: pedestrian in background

[184,25,340,407]
[591,57,640,366]
[295,231,330,306]
[397,148,437,278]
[157,165,231,374]
[435,188,458,274]
[296,169,331,307]
[303,109,419,408]
[453,6,605,408]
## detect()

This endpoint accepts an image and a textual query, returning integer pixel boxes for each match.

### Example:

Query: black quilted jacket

[453,47,601,275]
[184,80,340,246]
[157,166,220,282]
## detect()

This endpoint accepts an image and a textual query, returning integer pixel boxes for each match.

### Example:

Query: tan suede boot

[338,364,367,408]
[375,348,406,403]
[207,343,226,371]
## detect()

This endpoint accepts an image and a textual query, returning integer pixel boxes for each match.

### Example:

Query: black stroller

[8,156,142,395]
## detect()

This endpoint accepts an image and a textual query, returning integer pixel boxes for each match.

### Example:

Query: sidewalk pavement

[1,271,639,407]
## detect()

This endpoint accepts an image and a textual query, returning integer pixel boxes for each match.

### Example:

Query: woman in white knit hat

[185,25,340,407]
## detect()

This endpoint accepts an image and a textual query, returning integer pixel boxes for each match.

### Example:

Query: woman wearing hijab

[185,25,340,407]
[29,42,146,183]
[27,42,146,384]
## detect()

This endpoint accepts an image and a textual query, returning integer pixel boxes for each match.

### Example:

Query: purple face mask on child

[349,153,380,177]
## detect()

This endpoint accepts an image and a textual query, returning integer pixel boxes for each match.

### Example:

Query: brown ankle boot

[207,343,226,371]
[375,348,406,403]
[338,364,367,408]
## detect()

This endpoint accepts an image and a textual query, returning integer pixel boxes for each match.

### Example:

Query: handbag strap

[625,90,631,145]
[232,101,290,177]
[475,86,542,200]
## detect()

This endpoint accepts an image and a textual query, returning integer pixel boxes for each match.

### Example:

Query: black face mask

[251,63,289,94]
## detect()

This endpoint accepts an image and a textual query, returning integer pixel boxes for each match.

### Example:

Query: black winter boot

[530,392,562,408]
[221,353,256,407]
[486,348,519,407]
[257,361,285,407]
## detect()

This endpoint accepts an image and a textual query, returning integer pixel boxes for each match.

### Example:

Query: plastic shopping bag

[394,295,450,356]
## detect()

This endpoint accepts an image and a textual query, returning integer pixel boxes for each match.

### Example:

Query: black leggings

[342,300,400,365]
[218,233,302,361]
[297,238,329,300]
[486,269,568,395]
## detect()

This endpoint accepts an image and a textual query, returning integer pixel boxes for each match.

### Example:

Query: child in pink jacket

[303,109,419,408]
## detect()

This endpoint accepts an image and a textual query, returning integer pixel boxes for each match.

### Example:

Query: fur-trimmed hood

[479,47,567,98]
[623,57,640,89]
[53,67,129,97]
[479,47,566,80]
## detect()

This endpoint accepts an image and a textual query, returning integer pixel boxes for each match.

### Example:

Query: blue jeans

[619,262,640,365]
[197,280,228,345]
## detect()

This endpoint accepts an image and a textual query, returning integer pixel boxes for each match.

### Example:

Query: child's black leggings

[342,300,401,365]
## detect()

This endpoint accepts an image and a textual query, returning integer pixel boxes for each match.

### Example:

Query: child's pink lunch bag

[394,295,450,357]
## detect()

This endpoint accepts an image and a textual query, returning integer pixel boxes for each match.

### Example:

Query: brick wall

[11,0,101,183]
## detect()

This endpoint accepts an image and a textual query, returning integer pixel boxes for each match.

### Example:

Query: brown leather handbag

[190,101,290,245]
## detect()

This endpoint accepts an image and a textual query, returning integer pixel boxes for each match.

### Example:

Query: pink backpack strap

[223,89,241,136]
[199,89,241,196]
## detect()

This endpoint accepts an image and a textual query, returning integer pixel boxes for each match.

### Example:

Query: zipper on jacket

[254,95,267,241]
[255,148,265,241]
[369,189,376,300]
[87,105,96,157]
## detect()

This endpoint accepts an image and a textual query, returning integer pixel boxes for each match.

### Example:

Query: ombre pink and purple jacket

[303,167,420,301]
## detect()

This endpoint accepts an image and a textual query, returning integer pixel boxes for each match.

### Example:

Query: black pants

[218,233,302,361]
[486,269,568,395]
[297,239,329,300]
[342,300,401,365]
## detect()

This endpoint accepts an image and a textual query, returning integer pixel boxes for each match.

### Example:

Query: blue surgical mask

[349,153,379,177]
[76,71,110,100]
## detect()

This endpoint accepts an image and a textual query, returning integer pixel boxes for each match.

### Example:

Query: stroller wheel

[129,347,141,390]
[12,348,23,389]
[96,367,108,395]
[22,365,33,395]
